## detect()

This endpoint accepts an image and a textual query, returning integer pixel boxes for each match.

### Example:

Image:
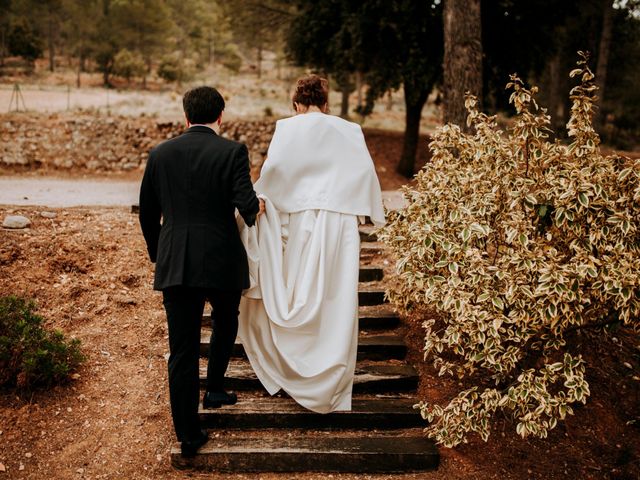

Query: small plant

[0,295,84,390]
[157,55,194,85]
[379,53,639,447]
[113,48,147,84]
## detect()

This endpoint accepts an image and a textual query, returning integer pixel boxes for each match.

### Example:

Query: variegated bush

[378,53,640,447]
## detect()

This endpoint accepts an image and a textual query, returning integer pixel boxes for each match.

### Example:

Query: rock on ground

[2,215,31,229]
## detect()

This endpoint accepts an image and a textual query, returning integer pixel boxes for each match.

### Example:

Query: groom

[139,86,263,457]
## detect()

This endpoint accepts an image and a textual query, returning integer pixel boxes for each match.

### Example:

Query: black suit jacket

[139,125,260,291]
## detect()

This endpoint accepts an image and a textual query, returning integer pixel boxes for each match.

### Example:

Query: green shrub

[157,55,194,84]
[379,53,640,447]
[157,55,180,83]
[7,17,42,63]
[0,295,84,390]
[113,48,147,83]
[216,44,242,73]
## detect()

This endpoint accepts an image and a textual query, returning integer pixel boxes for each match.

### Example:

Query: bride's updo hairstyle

[292,74,329,112]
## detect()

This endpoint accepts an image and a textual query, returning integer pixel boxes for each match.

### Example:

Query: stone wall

[0,113,276,172]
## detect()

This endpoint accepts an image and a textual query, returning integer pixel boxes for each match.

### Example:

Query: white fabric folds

[255,112,386,227]
[236,112,386,413]
[237,198,360,413]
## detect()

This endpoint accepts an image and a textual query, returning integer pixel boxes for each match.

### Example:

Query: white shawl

[254,112,386,227]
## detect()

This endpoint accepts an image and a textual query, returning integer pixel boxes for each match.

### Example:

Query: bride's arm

[231,144,260,226]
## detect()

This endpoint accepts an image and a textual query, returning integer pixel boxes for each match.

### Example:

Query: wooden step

[360,241,386,255]
[359,265,384,282]
[359,285,387,306]
[200,360,418,393]
[171,433,439,472]
[198,395,423,429]
[199,333,407,361]
[359,225,378,243]
[202,304,399,329]
[358,305,400,329]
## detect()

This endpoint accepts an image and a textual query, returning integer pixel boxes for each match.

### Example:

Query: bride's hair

[292,74,329,111]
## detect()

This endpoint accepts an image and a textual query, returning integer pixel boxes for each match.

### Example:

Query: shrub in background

[0,295,84,390]
[113,48,147,84]
[379,53,639,447]
[157,54,195,85]
[7,17,42,66]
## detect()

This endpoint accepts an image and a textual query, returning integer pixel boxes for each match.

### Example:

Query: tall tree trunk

[257,43,262,78]
[397,86,428,178]
[142,57,150,89]
[355,71,364,110]
[48,12,55,72]
[546,51,563,133]
[334,72,353,118]
[208,31,214,66]
[340,87,350,118]
[595,0,614,128]
[0,27,5,67]
[443,0,482,130]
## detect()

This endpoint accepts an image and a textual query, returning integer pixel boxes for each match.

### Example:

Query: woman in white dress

[237,75,385,413]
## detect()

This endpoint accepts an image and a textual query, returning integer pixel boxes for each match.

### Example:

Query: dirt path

[0,176,406,210]
[0,177,140,207]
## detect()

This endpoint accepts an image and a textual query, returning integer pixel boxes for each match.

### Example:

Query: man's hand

[258,198,266,217]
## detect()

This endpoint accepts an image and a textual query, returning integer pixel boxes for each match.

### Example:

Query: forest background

[1,0,639,176]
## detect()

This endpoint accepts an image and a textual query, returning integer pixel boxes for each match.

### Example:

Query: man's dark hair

[182,86,225,124]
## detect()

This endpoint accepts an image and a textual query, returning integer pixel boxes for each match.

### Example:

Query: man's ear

[185,113,191,128]
[217,112,223,126]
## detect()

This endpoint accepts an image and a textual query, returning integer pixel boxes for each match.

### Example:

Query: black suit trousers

[162,286,241,442]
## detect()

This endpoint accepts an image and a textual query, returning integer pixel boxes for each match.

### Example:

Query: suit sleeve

[139,151,162,262]
[231,144,260,227]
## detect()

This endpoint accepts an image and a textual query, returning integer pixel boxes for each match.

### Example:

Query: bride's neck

[297,105,324,114]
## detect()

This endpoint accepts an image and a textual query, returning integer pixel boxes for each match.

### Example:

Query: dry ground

[0,206,463,480]
[1,205,638,480]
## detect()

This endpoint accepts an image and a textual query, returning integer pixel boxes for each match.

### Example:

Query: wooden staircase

[170,225,439,473]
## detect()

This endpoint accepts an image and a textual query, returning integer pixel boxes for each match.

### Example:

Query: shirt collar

[189,124,215,131]
[187,124,219,135]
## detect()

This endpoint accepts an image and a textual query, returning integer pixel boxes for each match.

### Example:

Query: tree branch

[246,1,295,18]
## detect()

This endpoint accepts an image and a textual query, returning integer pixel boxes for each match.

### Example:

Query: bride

[237,74,385,413]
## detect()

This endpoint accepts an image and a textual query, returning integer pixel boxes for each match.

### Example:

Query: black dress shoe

[203,390,238,409]
[181,429,208,458]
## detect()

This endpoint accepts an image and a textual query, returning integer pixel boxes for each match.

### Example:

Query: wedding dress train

[238,198,360,413]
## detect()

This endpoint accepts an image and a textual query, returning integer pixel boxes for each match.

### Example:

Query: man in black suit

[139,86,263,457]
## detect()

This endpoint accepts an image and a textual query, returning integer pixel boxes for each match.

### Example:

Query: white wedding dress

[237,112,385,413]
